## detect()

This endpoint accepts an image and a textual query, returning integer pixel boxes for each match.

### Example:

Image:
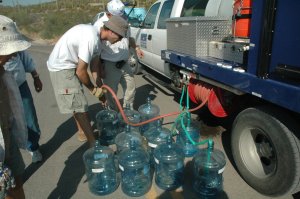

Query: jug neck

[166,136,173,145]
[129,139,137,150]
[125,125,131,133]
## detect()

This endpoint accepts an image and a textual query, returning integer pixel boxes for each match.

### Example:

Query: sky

[1,0,54,6]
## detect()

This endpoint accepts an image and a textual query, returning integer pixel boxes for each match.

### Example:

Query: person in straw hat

[0,15,29,199]
[1,15,43,164]
[47,15,128,146]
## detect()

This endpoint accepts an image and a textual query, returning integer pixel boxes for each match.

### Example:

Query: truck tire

[128,48,143,75]
[231,107,300,196]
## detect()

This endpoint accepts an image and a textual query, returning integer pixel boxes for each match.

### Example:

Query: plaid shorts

[49,69,88,114]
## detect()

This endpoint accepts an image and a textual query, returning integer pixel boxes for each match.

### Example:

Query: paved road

[21,43,296,199]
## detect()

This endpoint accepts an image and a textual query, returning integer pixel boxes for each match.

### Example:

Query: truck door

[138,2,161,69]
[152,0,175,75]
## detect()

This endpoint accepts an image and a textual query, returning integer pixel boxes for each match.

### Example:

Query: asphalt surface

[20,43,297,199]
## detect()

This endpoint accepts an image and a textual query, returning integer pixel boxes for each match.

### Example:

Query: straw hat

[107,0,125,16]
[0,15,31,56]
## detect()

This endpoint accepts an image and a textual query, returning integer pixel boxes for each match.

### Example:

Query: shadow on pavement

[46,104,103,199]
[293,191,300,199]
[23,102,103,198]
[47,143,88,199]
[23,113,78,183]
[132,83,158,110]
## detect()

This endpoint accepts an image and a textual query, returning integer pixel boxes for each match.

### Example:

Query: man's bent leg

[73,112,95,147]
[121,63,136,109]
[73,114,87,142]
[120,73,136,109]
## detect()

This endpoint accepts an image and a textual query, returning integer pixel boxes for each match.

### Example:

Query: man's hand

[136,47,144,58]
[98,94,107,107]
[33,76,43,92]
[91,87,106,98]
[91,87,107,106]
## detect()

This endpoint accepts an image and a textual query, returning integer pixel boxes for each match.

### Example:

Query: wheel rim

[239,127,277,178]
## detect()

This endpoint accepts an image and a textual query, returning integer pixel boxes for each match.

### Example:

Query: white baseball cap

[106,0,125,16]
[0,15,31,55]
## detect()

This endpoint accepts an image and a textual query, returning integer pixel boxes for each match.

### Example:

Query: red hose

[188,80,228,117]
[101,84,209,127]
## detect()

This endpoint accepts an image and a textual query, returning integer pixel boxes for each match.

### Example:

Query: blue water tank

[143,119,170,166]
[115,125,143,153]
[138,97,160,134]
[96,109,119,145]
[118,104,141,133]
[83,140,119,195]
[153,136,184,190]
[175,114,200,157]
[118,140,151,197]
[193,140,226,197]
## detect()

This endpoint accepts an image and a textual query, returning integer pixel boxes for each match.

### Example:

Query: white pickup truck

[130,0,232,83]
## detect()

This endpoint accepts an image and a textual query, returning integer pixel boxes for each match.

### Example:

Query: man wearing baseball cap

[93,0,144,111]
[47,15,128,145]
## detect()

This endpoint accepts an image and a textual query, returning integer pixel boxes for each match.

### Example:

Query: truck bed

[162,50,300,114]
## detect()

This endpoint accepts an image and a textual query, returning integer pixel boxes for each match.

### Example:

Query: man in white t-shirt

[47,16,128,146]
[93,0,144,111]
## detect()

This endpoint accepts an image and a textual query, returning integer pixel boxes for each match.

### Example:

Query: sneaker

[30,150,43,163]
[77,131,87,142]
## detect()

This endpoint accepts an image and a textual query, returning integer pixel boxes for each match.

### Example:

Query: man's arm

[129,37,144,58]
[19,51,43,92]
[76,58,94,92]
[90,56,104,87]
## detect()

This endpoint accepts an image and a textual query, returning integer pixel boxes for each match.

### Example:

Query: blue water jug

[153,136,184,190]
[176,114,200,157]
[96,109,119,145]
[118,140,151,197]
[115,125,143,153]
[83,140,119,195]
[143,119,170,166]
[118,104,141,133]
[193,140,226,197]
[138,97,160,133]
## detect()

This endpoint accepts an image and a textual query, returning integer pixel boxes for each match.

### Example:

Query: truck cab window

[143,2,160,29]
[181,0,209,17]
[157,0,175,29]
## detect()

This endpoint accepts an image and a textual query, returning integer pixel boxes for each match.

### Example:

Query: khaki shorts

[49,69,88,114]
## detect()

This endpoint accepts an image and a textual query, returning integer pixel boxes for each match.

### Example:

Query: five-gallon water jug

[193,139,226,197]
[118,104,141,133]
[153,136,184,190]
[115,125,143,153]
[83,140,119,195]
[96,109,119,145]
[143,119,170,166]
[118,140,151,197]
[138,97,160,133]
[176,114,200,157]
